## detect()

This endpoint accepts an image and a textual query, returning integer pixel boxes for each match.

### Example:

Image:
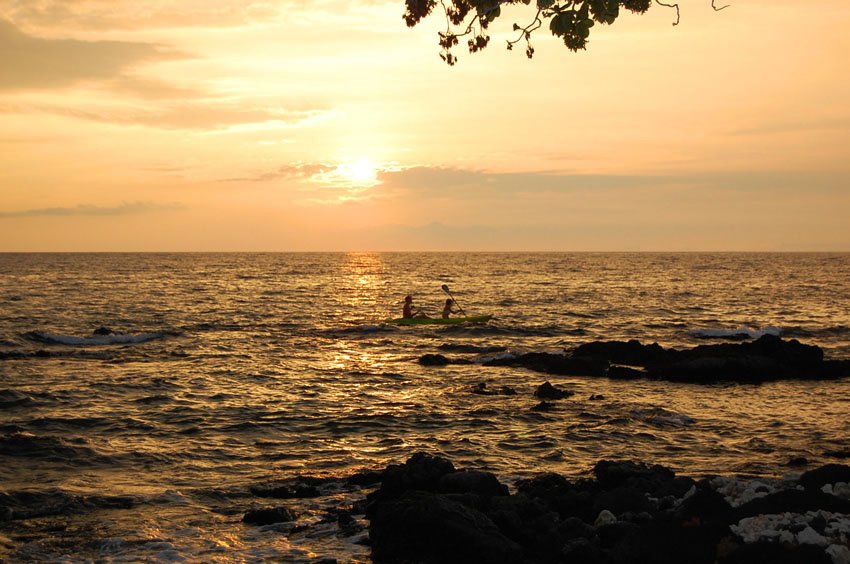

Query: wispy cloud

[0,201,183,218]
[219,162,848,202]
[223,162,335,182]
[373,166,850,197]
[0,19,182,91]
[0,1,283,31]
[0,102,332,131]
[730,117,850,136]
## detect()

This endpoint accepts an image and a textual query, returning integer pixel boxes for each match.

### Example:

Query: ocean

[1,252,849,561]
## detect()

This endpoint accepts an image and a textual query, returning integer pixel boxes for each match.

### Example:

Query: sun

[336,159,378,185]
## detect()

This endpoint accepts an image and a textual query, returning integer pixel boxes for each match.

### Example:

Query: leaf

[549,13,564,35]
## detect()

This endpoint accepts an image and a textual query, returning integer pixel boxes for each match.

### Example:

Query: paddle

[441,284,466,316]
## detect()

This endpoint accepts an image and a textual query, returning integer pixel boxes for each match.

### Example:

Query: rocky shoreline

[4,452,850,563]
[364,453,850,564]
[231,452,850,563]
[420,335,850,383]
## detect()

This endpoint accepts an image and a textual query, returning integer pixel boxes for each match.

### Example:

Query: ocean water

[1,252,849,561]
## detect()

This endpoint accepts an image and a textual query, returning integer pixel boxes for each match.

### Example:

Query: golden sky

[1,0,848,251]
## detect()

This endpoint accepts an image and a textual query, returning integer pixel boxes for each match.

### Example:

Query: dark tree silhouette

[403,0,729,65]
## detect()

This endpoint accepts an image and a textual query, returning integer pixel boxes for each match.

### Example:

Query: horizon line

[0,250,848,254]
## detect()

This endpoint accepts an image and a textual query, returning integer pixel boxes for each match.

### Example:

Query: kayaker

[403,295,429,319]
[442,298,459,319]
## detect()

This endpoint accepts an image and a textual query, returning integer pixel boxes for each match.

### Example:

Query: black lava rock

[593,460,676,492]
[719,541,832,564]
[531,401,556,412]
[484,352,608,376]
[607,365,646,380]
[250,484,320,499]
[439,470,509,498]
[534,381,574,400]
[734,488,850,519]
[572,339,669,366]
[470,382,516,396]
[786,456,809,467]
[242,506,295,525]
[799,463,850,491]
[419,354,450,366]
[369,490,522,564]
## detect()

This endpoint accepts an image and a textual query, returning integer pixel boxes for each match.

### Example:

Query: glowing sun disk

[337,159,377,184]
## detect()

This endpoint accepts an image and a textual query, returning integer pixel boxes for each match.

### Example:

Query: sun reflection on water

[332,252,392,323]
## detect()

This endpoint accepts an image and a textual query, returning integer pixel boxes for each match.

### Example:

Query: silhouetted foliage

[403,0,729,65]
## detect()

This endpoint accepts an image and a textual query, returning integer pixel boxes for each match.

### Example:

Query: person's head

[445,298,452,306]
[404,295,413,303]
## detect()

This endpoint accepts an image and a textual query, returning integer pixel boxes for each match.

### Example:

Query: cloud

[0,101,332,131]
[220,162,848,201]
[730,117,850,136]
[374,166,685,197]
[0,1,283,31]
[223,162,335,182]
[374,166,849,197]
[0,18,180,91]
[0,201,183,218]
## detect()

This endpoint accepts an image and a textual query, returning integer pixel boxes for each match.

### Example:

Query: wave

[630,406,695,428]
[23,330,168,346]
[782,325,850,339]
[0,488,135,520]
[0,389,35,409]
[437,324,562,338]
[438,343,508,354]
[0,432,104,461]
[1,349,117,361]
[689,325,782,340]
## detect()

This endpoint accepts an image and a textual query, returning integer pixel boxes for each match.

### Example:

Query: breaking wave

[23,330,168,346]
[689,325,782,340]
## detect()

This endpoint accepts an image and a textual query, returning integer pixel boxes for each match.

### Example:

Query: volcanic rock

[534,381,573,400]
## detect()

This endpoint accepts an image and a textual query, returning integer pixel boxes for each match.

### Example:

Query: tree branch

[506,8,543,58]
[655,0,680,26]
[420,0,729,65]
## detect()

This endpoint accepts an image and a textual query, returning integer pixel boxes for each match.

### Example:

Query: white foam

[26,331,166,346]
[689,325,782,340]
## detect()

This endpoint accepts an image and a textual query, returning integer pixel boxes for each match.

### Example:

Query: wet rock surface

[242,506,296,525]
[364,453,850,564]
[470,382,517,396]
[534,381,574,400]
[427,335,850,383]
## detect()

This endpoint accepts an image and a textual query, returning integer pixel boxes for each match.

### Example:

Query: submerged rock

[242,506,295,525]
[418,354,450,366]
[483,352,608,376]
[534,381,573,400]
[531,400,556,412]
[419,353,472,366]
[470,382,516,396]
[250,484,320,499]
